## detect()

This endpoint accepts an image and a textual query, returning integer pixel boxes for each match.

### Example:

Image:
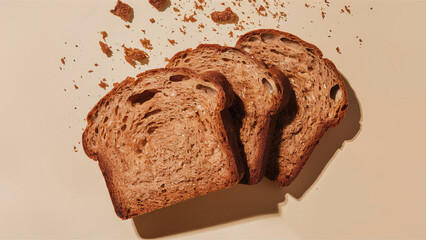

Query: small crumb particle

[125,24,130,28]
[64,89,67,91]
[183,13,197,22]
[141,29,146,34]
[74,84,79,89]
[149,0,167,10]
[305,3,310,8]
[110,0,134,22]
[100,31,108,40]
[256,5,267,16]
[150,18,156,23]
[75,45,78,47]
[61,57,66,65]
[74,146,78,152]
[164,57,170,62]
[321,11,326,19]
[173,7,180,12]
[336,47,342,54]
[228,31,234,38]
[194,1,204,10]
[123,45,148,67]
[99,41,112,57]
[99,80,109,90]
[345,5,351,14]
[94,63,99,67]
[211,7,237,23]
[88,70,93,73]
[370,7,373,10]
[168,39,177,45]
[140,38,153,50]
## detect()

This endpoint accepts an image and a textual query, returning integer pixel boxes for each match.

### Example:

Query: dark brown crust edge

[82,68,241,219]
[166,44,291,185]
[236,29,349,186]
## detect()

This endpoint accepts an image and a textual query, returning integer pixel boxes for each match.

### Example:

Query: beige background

[1,0,425,239]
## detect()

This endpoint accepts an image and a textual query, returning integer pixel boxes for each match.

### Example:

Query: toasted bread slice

[83,68,242,219]
[236,29,348,186]
[167,44,291,184]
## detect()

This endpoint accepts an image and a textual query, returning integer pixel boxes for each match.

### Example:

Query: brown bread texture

[236,29,348,186]
[82,68,242,219]
[167,44,291,185]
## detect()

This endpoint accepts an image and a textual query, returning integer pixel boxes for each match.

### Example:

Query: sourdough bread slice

[236,29,348,186]
[82,68,242,219]
[167,44,291,185]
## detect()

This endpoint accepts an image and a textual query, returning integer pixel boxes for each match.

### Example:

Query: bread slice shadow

[284,73,362,199]
[133,179,285,238]
[132,73,361,238]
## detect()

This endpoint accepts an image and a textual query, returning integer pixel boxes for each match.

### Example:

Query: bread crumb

[149,0,167,10]
[74,145,78,152]
[211,7,237,23]
[168,39,177,45]
[110,0,134,22]
[228,31,234,38]
[198,23,205,29]
[100,31,108,40]
[88,70,93,73]
[75,45,78,47]
[140,38,153,50]
[74,84,79,89]
[125,24,130,28]
[141,29,146,34]
[113,82,119,88]
[61,57,66,65]
[173,7,180,12]
[256,5,267,16]
[123,46,148,67]
[94,63,99,67]
[324,0,330,7]
[179,27,187,35]
[99,41,112,57]
[336,47,342,54]
[370,7,373,10]
[305,3,310,8]
[150,18,156,23]
[345,5,351,14]
[164,57,170,62]
[183,13,197,22]
[99,79,109,90]
[194,1,204,10]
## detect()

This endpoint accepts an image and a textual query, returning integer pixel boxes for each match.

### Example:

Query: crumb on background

[110,0,134,22]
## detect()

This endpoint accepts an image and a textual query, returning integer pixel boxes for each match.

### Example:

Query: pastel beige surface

[0,0,425,239]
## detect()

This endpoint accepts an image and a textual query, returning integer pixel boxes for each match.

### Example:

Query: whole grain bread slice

[82,68,243,219]
[167,44,291,185]
[236,29,348,186]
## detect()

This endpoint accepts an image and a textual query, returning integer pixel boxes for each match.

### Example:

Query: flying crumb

[74,146,78,152]
[149,0,168,10]
[88,70,93,73]
[75,45,78,47]
[123,46,148,67]
[194,1,204,10]
[110,0,134,22]
[183,13,197,22]
[345,5,351,14]
[99,41,112,57]
[74,84,79,90]
[150,18,156,23]
[94,63,99,67]
[321,11,326,19]
[256,5,267,16]
[211,7,237,23]
[125,24,130,28]
[61,57,66,65]
[164,57,170,62]
[99,80,109,90]
[336,47,342,54]
[168,39,177,45]
[228,31,234,37]
[100,31,108,40]
[140,38,153,50]
[173,7,180,12]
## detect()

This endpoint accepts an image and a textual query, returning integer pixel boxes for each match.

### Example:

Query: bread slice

[236,29,348,186]
[82,68,243,219]
[167,44,291,185]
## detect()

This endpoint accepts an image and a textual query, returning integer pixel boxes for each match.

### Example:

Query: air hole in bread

[140,138,147,147]
[136,148,142,154]
[184,58,190,63]
[260,33,276,43]
[128,90,159,107]
[222,58,231,62]
[160,184,165,188]
[105,101,109,107]
[280,37,297,44]
[94,111,98,118]
[196,84,216,95]
[306,48,315,55]
[242,47,250,53]
[103,117,109,123]
[341,104,348,111]
[248,36,258,42]
[114,106,119,115]
[95,127,99,134]
[270,49,279,54]
[144,109,162,119]
[308,66,313,71]
[121,124,127,131]
[330,84,341,100]
[122,116,128,123]
[147,126,158,134]
[262,78,274,94]
[182,53,187,59]
[169,75,189,82]
[242,60,247,64]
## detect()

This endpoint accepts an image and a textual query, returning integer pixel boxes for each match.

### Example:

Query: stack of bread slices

[82,29,348,219]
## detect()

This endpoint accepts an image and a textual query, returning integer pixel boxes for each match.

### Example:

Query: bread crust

[167,44,291,185]
[236,29,348,186]
[82,68,242,219]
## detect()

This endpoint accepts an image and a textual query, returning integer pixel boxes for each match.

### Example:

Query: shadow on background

[133,74,362,238]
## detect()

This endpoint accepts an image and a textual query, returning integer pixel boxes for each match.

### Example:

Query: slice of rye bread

[82,68,244,219]
[236,29,348,187]
[167,44,291,185]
